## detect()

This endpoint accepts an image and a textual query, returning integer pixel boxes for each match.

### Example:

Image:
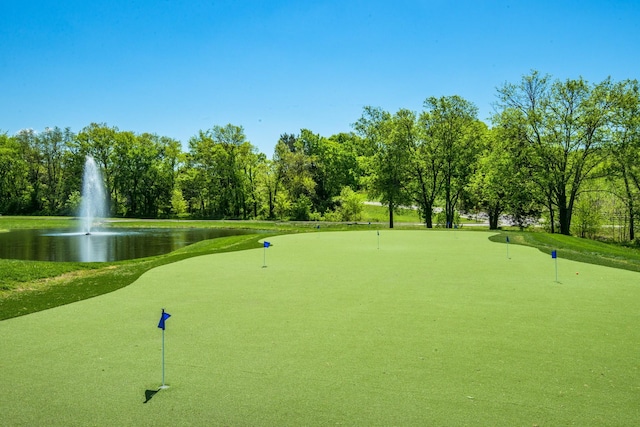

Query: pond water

[0,227,254,262]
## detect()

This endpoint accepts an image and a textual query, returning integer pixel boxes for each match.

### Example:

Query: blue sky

[1,0,639,154]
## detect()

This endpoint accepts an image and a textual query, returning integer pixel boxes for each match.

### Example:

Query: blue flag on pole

[506,235,510,243]
[158,309,171,330]
[551,250,557,259]
[264,241,271,248]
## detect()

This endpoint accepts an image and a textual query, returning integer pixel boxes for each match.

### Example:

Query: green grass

[492,230,640,273]
[1,230,639,425]
[0,215,79,231]
[361,203,421,223]
[0,234,268,320]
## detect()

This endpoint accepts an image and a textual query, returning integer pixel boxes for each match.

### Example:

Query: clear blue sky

[1,0,638,155]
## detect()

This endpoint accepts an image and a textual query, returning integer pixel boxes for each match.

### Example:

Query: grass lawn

[1,230,638,425]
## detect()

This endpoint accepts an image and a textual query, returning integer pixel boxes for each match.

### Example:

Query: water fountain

[0,155,252,262]
[79,156,107,235]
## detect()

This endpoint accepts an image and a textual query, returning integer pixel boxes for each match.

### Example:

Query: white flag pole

[161,327,167,388]
[158,308,170,389]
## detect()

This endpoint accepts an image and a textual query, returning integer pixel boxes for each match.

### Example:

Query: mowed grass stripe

[1,230,639,426]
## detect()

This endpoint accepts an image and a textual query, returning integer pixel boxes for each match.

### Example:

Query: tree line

[1,71,640,239]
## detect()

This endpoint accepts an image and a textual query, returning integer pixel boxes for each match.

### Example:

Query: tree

[39,127,73,214]
[156,136,184,217]
[469,113,542,229]
[497,71,613,235]
[354,106,412,228]
[421,96,484,228]
[185,124,256,219]
[14,128,44,212]
[0,132,29,214]
[607,79,640,240]
[334,186,364,221]
[272,133,316,219]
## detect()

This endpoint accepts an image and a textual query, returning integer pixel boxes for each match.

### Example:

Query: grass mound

[492,231,640,272]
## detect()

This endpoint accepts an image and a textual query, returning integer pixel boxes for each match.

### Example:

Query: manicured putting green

[1,230,639,425]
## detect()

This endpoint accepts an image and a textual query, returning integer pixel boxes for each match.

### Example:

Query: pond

[0,227,254,262]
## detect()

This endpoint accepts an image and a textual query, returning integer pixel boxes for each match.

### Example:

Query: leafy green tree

[497,71,614,235]
[14,128,44,212]
[469,116,542,229]
[38,127,73,214]
[572,187,605,238]
[185,124,256,219]
[156,136,184,217]
[409,109,444,228]
[186,130,224,217]
[354,106,412,228]
[274,190,292,219]
[0,132,29,213]
[112,131,163,217]
[211,124,248,218]
[334,186,363,221]
[607,79,640,240]
[273,133,316,211]
[421,96,484,228]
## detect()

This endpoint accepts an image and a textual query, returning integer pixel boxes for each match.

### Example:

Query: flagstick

[263,246,267,268]
[157,308,171,390]
[377,231,380,250]
[555,256,558,283]
[160,327,168,389]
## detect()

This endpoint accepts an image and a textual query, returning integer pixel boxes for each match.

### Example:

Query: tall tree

[14,129,44,212]
[468,122,541,229]
[38,127,73,214]
[497,71,614,235]
[0,132,29,214]
[411,108,444,228]
[354,106,412,228]
[421,96,484,228]
[272,133,316,219]
[607,79,640,240]
[185,124,256,219]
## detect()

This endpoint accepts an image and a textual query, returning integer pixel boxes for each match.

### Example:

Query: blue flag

[264,241,271,248]
[506,236,510,243]
[158,309,171,330]
[551,250,557,259]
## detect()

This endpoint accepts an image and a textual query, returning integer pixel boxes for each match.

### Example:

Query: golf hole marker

[262,241,271,267]
[158,308,171,389]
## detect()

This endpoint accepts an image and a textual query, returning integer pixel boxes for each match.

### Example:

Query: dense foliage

[2,71,639,238]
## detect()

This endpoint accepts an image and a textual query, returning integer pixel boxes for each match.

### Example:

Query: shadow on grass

[144,389,160,404]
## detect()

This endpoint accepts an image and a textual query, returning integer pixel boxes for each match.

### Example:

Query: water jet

[79,156,107,234]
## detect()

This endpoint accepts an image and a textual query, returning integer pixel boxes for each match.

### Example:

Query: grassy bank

[493,231,640,273]
[0,233,267,320]
[3,214,640,322]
